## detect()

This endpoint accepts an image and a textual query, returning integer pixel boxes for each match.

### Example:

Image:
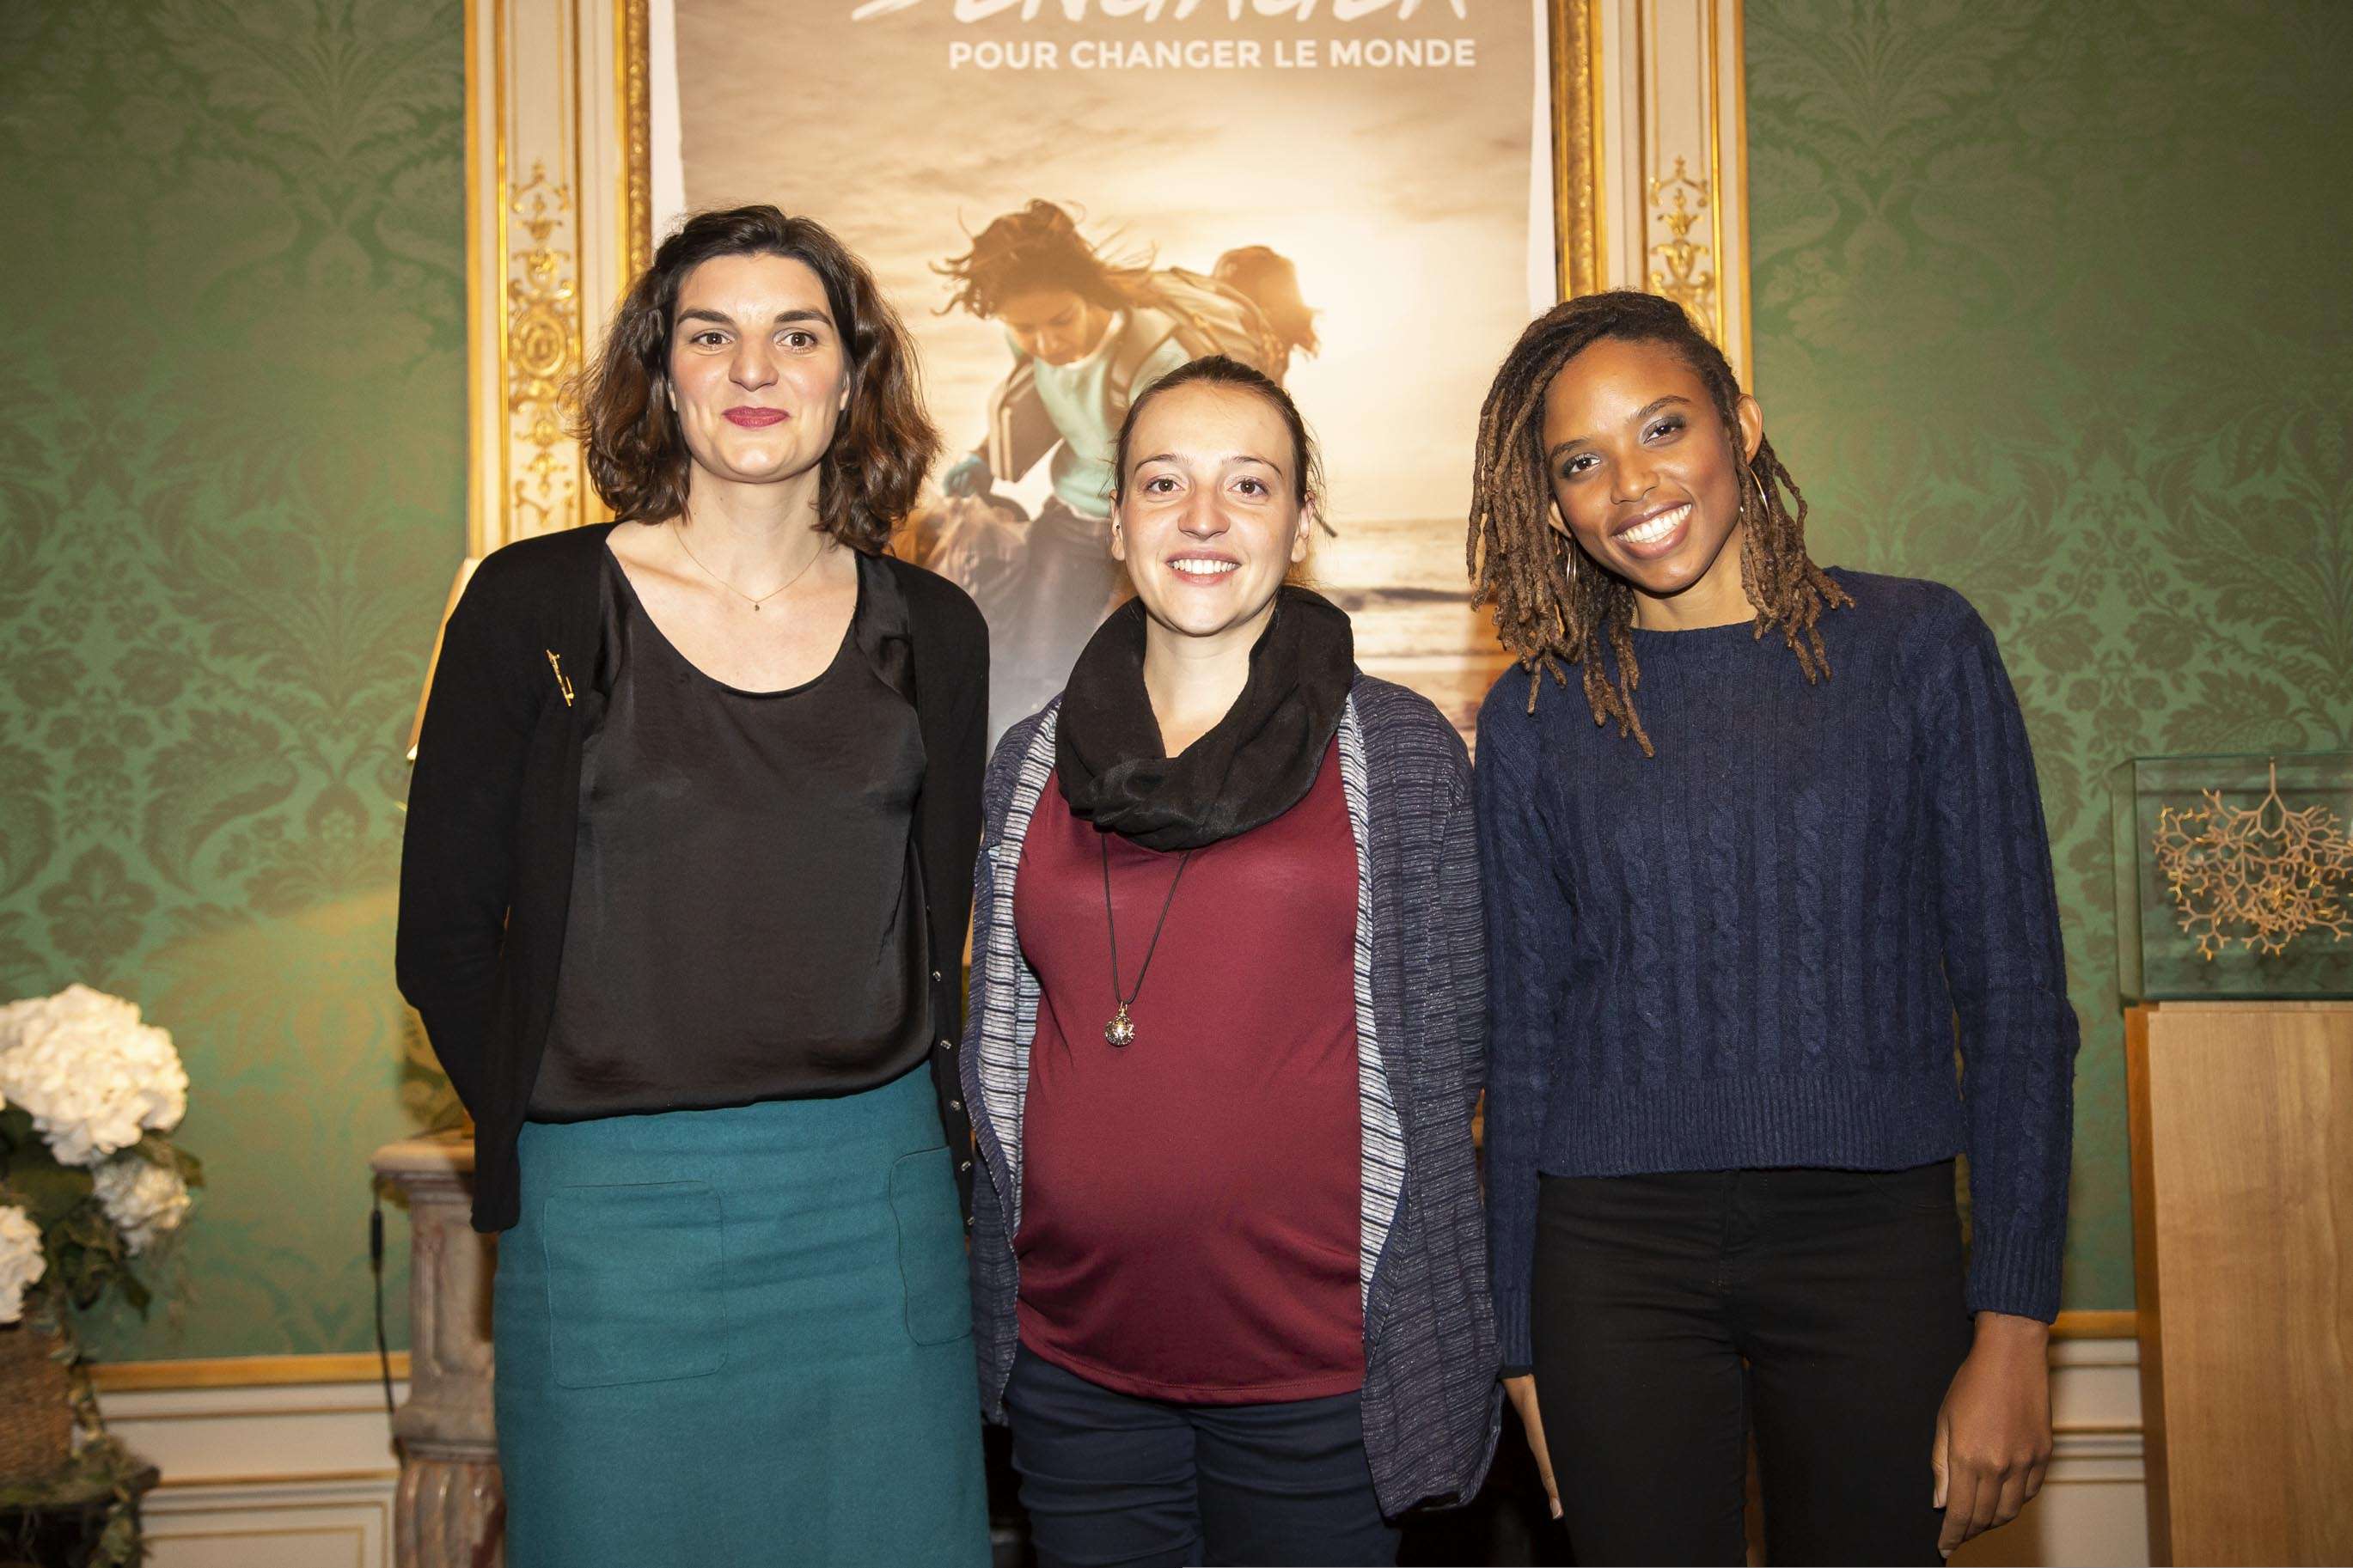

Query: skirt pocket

[542,1181,728,1389]
[889,1147,974,1348]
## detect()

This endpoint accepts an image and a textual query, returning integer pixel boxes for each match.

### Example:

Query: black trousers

[1005,1345,1399,1568]
[1531,1163,1974,1567]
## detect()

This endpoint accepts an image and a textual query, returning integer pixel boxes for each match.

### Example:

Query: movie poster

[662,0,1537,741]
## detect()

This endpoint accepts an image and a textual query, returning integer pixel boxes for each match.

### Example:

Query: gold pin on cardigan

[546,650,575,707]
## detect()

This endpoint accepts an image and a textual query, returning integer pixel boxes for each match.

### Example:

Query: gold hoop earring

[1547,502,1580,583]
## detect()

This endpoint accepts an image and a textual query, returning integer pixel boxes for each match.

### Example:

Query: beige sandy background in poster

[674,0,1533,725]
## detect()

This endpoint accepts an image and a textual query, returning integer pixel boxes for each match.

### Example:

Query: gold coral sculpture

[2151,760,2353,960]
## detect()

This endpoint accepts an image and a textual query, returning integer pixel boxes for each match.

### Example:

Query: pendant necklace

[1100,837,1193,1047]
[671,522,826,613]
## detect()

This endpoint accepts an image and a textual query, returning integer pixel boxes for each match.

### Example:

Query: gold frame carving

[1550,0,1608,300]
[1549,0,1751,384]
[504,162,584,538]
[464,0,638,556]
[618,0,652,279]
[1645,154,1716,320]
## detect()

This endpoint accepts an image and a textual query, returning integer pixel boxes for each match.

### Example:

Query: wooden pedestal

[373,1133,503,1568]
[2127,1002,2353,1565]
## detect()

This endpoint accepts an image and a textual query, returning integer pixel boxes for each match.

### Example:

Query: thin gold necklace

[669,522,827,613]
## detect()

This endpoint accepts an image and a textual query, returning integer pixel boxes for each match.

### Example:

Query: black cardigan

[395,522,989,1230]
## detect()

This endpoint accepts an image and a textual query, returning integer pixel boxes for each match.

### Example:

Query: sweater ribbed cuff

[1494,1284,1533,1370]
[1965,1219,2065,1325]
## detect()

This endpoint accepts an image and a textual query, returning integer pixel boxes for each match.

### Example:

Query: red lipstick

[724,407,786,429]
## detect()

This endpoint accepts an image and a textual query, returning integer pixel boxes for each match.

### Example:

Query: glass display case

[2110,750,2353,1002]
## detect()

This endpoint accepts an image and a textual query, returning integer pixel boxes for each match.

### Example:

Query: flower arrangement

[0,1205,40,1326]
[0,984,203,1330]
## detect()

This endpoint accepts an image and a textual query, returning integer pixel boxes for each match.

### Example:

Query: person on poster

[1469,290,2075,1565]
[397,206,991,1568]
[930,201,1319,735]
[958,357,1500,1566]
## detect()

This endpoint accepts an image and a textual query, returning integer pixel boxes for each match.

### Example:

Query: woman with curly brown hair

[397,206,990,1567]
[1470,290,2077,1565]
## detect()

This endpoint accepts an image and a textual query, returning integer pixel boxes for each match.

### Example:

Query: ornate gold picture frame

[461,0,1749,558]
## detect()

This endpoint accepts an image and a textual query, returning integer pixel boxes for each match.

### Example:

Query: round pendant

[1103,1007,1136,1047]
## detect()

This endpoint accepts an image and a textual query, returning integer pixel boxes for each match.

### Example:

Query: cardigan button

[932,969,944,982]
[958,1160,972,1174]
[938,1038,953,1051]
[949,1099,963,1112]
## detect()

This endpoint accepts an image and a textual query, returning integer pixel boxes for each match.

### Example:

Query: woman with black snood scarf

[956,356,1500,1567]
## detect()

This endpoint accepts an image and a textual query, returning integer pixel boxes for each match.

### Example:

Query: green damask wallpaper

[0,0,465,1356]
[1746,0,2352,1305]
[3,0,2340,1355]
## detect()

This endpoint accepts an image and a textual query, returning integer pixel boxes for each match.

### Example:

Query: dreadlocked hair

[1466,290,1851,758]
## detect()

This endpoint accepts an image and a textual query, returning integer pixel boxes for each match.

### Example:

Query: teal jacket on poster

[981,268,1286,519]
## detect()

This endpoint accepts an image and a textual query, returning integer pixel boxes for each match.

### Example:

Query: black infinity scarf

[1054,587,1355,852]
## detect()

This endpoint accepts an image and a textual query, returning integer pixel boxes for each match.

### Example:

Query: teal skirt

[492,1067,989,1568]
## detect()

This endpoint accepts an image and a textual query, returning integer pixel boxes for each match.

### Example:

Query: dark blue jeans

[1531,1162,1975,1566]
[1004,1345,1399,1568]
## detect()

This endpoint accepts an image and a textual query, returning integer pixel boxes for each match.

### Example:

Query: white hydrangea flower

[0,994,31,1095]
[0,1205,44,1325]
[94,1156,194,1256]
[0,984,189,1166]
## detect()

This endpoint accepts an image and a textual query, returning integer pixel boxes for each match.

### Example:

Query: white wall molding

[140,1478,396,1568]
[94,1339,2150,1568]
[99,1380,405,1568]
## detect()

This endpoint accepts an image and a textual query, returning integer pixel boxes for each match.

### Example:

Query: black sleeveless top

[527,546,930,1120]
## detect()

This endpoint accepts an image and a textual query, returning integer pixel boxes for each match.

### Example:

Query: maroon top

[1012,737,1364,1404]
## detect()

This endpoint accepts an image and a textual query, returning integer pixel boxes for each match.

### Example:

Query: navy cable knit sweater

[1477,570,2080,1368]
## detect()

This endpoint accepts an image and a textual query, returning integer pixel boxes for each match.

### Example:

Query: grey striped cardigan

[957,673,1502,1516]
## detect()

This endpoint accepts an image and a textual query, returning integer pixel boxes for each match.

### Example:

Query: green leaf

[95,1507,143,1567]
[9,1162,95,1228]
[0,1104,35,1156]
[63,1264,108,1311]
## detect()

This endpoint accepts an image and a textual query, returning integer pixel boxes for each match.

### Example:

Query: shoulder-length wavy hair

[574,205,939,552]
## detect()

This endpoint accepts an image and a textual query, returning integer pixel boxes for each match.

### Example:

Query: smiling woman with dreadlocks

[1469,291,2080,1565]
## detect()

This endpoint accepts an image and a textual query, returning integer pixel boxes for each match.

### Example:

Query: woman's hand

[1932,1312,2053,1557]
[1504,1374,1562,1520]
